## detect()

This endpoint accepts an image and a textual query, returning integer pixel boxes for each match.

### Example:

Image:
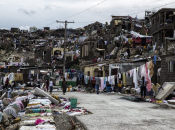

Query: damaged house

[150,8,175,49]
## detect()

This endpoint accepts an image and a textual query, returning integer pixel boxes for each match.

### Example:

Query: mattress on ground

[19,125,56,130]
[156,82,175,100]
[19,116,54,126]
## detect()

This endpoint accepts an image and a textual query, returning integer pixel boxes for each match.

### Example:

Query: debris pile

[0,87,91,130]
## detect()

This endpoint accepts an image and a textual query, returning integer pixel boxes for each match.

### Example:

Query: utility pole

[56,20,74,78]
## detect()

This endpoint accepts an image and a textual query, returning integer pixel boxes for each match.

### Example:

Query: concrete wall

[160,56,175,85]
[84,66,105,77]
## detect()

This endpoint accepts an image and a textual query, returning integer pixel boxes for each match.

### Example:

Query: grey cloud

[18,8,36,16]
[43,5,61,11]
[44,5,52,10]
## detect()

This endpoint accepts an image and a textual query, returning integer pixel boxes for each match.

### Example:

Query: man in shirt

[95,75,100,94]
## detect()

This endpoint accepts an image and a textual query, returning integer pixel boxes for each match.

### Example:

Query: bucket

[106,87,111,92]
[70,98,77,108]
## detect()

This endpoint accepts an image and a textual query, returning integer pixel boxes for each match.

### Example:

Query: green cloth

[46,109,52,113]
[25,113,41,117]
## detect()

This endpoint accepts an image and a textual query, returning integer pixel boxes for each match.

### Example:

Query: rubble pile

[0,87,91,130]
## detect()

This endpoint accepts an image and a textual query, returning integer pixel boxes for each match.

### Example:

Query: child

[118,80,122,93]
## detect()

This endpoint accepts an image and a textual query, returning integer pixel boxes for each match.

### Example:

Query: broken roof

[150,8,175,17]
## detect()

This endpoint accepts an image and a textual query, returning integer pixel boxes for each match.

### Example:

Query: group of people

[1,78,16,90]
[91,74,148,99]
[45,78,67,95]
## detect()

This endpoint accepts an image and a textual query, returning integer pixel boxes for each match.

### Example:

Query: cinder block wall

[160,57,175,85]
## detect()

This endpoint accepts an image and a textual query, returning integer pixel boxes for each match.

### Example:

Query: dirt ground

[51,91,175,130]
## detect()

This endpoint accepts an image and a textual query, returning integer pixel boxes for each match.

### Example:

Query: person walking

[95,75,100,94]
[45,80,49,92]
[140,76,148,98]
[92,77,96,92]
[49,79,53,95]
[62,78,67,95]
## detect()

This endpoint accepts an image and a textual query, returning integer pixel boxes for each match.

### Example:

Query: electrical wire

[43,1,175,27]
[129,1,175,16]
[75,1,175,23]
[57,0,107,20]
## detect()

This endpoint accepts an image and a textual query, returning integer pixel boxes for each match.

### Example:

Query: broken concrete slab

[34,87,60,105]
[156,82,175,100]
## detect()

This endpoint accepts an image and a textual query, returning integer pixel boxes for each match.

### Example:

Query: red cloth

[133,37,142,43]
[92,58,98,62]
[5,79,9,84]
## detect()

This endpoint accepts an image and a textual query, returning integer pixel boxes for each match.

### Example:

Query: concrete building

[11,28,19,33]
[150,8,175,48]
[44,27,50,31]
[110,16,133,34]
[160,55,175,85]
[30,26,37,33]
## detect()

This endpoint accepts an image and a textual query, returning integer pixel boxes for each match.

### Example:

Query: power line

[75,1,175,23]
[58,0,107,20]
[129,1,175,16]
[43,1,175,27]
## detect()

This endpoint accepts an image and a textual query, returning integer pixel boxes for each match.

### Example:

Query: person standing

[126,47,130,59]
[49,79,53,95]
[46,80,49,92]
[92,77,96,92]
[140,76,148,98]
[114,75,118,92]
[95,75,100,94]
[118,80,122,93]
[62,78,67,95]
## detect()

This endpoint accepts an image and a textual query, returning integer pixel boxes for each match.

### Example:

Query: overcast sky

[0,0,175,30]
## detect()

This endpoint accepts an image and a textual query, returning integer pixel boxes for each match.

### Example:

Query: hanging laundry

[65,73,67,79]
[84,75,86,84]
[100,78,104,92]
[141,64,146,78]
[104,77,107,89]
[118,73,121,79]
[122,73,126,86]
[146,62,152,92]
[130,69,134,77]
[148,60,154,77]
[111,76,115,85]
[133,68,138,89]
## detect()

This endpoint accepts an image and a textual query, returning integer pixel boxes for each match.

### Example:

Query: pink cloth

[100,78,104,92]
[11,100,24,111]
[35,119,45,125]
[146,62,151,92]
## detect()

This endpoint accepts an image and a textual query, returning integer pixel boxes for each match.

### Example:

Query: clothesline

[83,60,154,92]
